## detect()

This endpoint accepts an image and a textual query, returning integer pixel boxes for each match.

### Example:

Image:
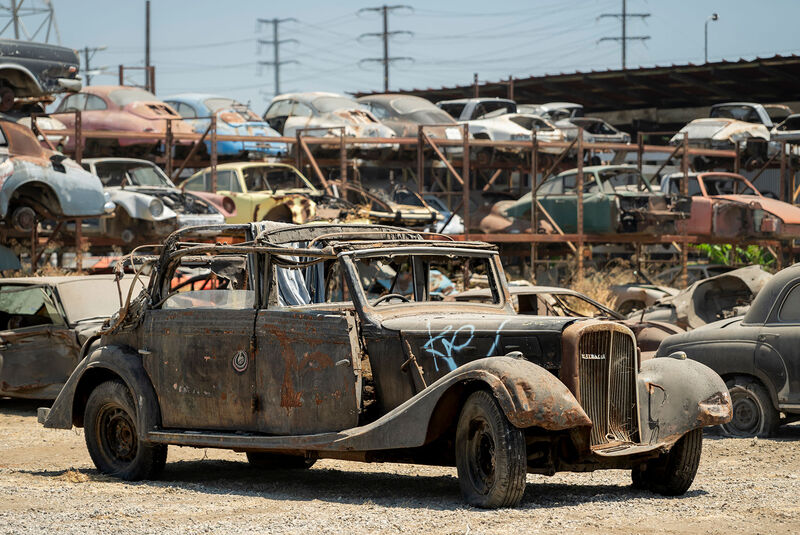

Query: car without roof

[0,275,143,399]
[40,223,730,508]
[656,263,800,437]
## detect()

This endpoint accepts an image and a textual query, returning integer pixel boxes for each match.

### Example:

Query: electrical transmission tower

[598,0,650,70]
[257,18,298,96]
[0,0,60,43]
[358,5,413,92]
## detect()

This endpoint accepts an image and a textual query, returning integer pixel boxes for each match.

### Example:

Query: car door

[141,256,259,431]
[263,99,293,134]
[0,284,80,396]
[254,259,361,435]
[756,280,800,405]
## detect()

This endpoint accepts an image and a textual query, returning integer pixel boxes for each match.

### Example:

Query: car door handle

[758,334,779,342]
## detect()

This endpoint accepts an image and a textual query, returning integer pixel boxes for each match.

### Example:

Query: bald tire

[455,390,527,509]
[631,428,703,496]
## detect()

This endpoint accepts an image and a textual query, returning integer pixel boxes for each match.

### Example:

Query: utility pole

[145,0,151,91]
[598,0,650,69]
[358,5,413,92]
[10,0,18,38]
[257,18,298,96]
[0,0,62,43]
[82,45,107,86]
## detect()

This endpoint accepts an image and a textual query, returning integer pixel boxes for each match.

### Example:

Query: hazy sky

[16,0,800,114]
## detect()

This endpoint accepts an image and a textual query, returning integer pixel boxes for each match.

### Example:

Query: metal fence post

[210,116,217,193]
[576,128,584,282]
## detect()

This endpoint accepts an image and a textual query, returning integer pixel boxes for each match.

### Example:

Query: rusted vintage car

[0,39,81,110]
[356,94,462,139]
[0,119,114,232]
[51,86,194,156]
[656,263,800,437]
[453,285,682,358]
[660,172,800,240]
[40,223,730,508]
[480,165,690,235]
[636,265,772,330]
[79,158,230,246]
[0,275,143,399]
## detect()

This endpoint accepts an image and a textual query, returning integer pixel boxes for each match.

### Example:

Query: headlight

[149,198,164,217]
[103,191,112,203]
[445,127,462,140]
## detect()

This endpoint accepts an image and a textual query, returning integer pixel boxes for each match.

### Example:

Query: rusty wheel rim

[729,392,761,436]
[97,405,138,464]
[466,418,496,494]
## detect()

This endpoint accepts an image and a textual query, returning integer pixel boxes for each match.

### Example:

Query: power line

[598,0,650,69]
[358,4,413,92]
[257,17,298,96]
[82,45,107,85]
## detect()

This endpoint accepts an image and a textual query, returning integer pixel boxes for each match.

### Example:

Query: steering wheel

[372,293,410,305]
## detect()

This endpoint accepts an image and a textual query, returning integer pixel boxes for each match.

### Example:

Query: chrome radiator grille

[578,329,639,446]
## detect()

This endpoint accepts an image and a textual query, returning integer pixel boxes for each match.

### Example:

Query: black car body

[657,264,800,437]
[40,223,730,508]
[0,39,80,110]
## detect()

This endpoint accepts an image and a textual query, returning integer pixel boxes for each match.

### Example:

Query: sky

[8,0,800,114]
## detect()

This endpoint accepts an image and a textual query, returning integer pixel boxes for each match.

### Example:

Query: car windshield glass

[710,105,761,124]
[312,96,365,113]
[94,161,173,187]
[57,277,144,324]
[473,101,515,119]
[701,175,757,196]
[0,285,64,328]
[408,109,456,124]
[438,103,465,119]
[243,166,314,192]
[549,293,611,318]
[349,253,500,306]
[600,169,649,192]
[108,88,158,107]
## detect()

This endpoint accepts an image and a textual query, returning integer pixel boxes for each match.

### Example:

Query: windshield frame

[341,247,510,313]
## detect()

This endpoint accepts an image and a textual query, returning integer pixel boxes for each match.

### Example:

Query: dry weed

[58,469,90,483]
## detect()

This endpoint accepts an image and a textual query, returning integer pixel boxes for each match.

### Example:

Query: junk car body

[80,158,229,245]
[656,263,800,437]
[0,119,114,232]
[479,165,690,235]
[0,39,81,111]
[660,172,800,240]
[518,102,584,122]
[41,223,730,508]
[356,94,462,139]
[0,275,143,399]
[770,113,800,142]
[435,98,519,142]
[51,86,194,156]
[559,117,631,144]
[263,92,396,153]
[164,93,287,157]
[453,285,683,358]
[636,265,772,330]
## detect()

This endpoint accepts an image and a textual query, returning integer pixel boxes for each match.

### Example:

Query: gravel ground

[1,398,798,535]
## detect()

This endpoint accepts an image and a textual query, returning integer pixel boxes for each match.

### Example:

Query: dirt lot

[1,398,798,535]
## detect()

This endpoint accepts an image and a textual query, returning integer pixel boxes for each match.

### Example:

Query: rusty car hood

[381,311,574,335]
[715,195,800,224]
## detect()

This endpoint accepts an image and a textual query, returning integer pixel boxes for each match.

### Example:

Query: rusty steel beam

[462,124,470,237]
[680,132,689,290]
[750,147,783,186]
[536,200,576,253]
[416,125,424,195]
[481,169,504,192]
[421,130,464,186]
[576,128,584,282]
[541,137,578,182]
[171,123,212,181]
[74,111,82,165]
[340,131,347,185]
[298,136,331,193]
[531,133,538,273]
[165,119,173,179]
[30,115,56,151]
[209,116,217,193]
[780,142,787,202]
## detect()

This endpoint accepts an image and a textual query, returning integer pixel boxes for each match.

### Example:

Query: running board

[147,430,347,451]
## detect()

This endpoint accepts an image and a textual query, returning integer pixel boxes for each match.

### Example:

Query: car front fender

[108,190,177,222]
[638,355,732,446]
[327,356,591,452]
[41,345,161,440]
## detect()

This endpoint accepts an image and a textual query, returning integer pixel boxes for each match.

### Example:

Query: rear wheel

[455,390,527,508]
[245,452,315,469]
[84,380,167,480]
[720,377,779,437]
[631,428,702,496]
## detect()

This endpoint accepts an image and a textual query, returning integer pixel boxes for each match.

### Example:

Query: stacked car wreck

[40,223,731,508]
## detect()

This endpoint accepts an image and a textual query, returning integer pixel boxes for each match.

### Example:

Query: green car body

[480,165,689,235]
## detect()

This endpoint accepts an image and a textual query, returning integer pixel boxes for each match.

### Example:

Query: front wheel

[84,380,167,480]
[455,390,527,508]
[631,428,702,496]
[720,377,779,437]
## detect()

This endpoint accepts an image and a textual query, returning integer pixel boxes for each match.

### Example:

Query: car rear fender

[42,345,161,440]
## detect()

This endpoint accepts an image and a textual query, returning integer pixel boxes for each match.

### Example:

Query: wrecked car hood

[715,195,800,224]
